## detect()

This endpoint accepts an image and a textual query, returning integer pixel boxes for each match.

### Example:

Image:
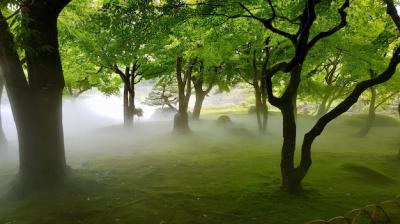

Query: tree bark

[192,92,206,120]
[280,97,300,193]
[123,83,133,127]
[174,56,196,133]
[115,64,140,128]
[0,1,71,190]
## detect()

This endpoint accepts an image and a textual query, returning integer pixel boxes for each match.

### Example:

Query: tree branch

[307,0,350,50]
[384,0,400,32]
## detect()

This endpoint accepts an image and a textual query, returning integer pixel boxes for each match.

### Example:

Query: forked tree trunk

[174,56,196,133]
[254,82,269,133]
[115,64,140,128]
[252,50,268,133]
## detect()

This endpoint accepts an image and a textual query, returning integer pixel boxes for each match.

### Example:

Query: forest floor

[0,112,399,224]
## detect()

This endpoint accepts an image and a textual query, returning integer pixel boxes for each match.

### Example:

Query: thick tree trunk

[0,77,6,147]
[18,90,66,188]
[0,3,70,190]
[280,103,301,193]
[20,6,67,188]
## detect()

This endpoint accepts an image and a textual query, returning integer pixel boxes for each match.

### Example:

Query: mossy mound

[215,115,233,126]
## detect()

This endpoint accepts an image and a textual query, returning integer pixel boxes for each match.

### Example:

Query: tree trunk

[192,92,205,120]
[0,3,70,190]
[192,74,210,120]
[18,90,66,189]
[358,71,377,137]
[0,76,7,147]
[315,89,332,118]
[357,85,377,137]
[123,84,133,127]
[260,78,268,133]
[174,56,195,133]
[20,6,67,188]
[254,84,263,132]
[280,101,301,193]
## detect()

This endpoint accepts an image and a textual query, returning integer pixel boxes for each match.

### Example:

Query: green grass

[0,113,399,224]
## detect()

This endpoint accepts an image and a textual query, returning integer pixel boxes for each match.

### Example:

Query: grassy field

[0,112,399,224]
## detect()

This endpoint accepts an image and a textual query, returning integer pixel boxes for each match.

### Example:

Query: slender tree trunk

[358,85,377,137]
[123,76,136,128]
[316,89,331,118]
[192,74,210,120]
[192,92,205,120]
[123,84,133,127]
[253,52,270,133]
[254,84,263,131]
[0,76,6,147]
[130,80,136,123]
[358,71,377,137]
[260,78,268,133]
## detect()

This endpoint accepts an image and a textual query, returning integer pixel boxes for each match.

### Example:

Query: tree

[65,0,163,127]
[0,0,71,190]
[59,1,121,99]
[191,62,212,120]
[174,56,197,133]
[144,77,179,111]
[200,0,400,193]
[235,28,270,133]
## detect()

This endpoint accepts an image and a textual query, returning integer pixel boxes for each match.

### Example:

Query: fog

[0,84,271,167]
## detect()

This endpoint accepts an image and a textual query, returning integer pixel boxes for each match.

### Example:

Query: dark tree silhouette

[0,0,71,191]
